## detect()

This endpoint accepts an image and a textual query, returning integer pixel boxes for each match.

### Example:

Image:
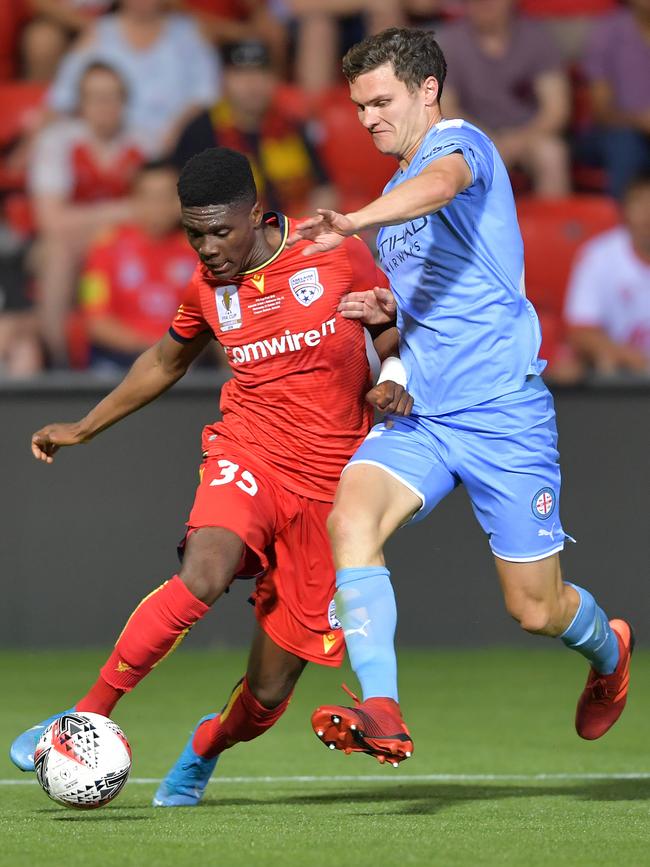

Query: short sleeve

[28,123,75,198]
[169,268,211,342]
[419,123,495,192]
[564,242,607,327]
[343,235,388,292]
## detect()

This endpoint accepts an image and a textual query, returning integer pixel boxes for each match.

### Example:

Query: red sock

[192,677,293,759]
[75,576,209,716]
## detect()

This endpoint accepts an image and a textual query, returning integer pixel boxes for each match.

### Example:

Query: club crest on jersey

[289,267,324,306]
[215,286,242,331]
[532,487,555,520]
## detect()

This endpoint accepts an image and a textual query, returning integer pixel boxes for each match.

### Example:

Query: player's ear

[250,201,264,227]
[422,75,439,107]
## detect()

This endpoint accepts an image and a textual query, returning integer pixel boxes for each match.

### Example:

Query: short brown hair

[342,28,447,98]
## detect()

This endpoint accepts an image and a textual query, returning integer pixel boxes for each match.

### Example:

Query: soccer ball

[34,712,131,809]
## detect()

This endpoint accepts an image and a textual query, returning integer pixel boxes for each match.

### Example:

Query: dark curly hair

[342,28,447,100]
[177,147,257,209]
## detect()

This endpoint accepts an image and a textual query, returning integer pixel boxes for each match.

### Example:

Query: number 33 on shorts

[208,459,258,496]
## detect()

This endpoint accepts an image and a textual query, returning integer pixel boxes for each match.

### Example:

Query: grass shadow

[201,778,650,816]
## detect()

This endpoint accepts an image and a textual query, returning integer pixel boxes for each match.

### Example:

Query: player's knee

[327,505,380,562]
[507,597,556,635]
[180,528,243,605]
[246,672,295,709]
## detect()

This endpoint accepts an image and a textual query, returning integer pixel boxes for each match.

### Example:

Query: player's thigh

[459,385,572,563]
[182,452,278,602]
[330,417,457,566]
[179,526,245,604]
[245,623,308,708]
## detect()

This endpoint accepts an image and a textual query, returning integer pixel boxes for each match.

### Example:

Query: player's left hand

[287,210,356,256]
[366,381,414,421]
[339,286,397,325]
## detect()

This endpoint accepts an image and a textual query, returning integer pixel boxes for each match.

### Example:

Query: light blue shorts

[345,376,572,562]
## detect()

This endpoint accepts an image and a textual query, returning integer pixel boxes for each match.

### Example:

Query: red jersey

[71,141,143,203]
[29,120,145,204]
[80,225,197,342]
[170,213,387,502]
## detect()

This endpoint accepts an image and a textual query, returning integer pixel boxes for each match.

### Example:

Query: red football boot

[575,619,634,741]
[311,685,413,766]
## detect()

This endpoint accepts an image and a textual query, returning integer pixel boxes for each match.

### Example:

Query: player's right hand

[338,286,397,325]
[366,381,414,420]
[31,423,89,463]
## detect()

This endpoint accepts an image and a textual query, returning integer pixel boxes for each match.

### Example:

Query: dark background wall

[1,378,648,649]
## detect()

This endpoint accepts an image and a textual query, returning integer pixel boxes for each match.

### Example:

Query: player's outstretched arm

[289,154,472,256]
[30,331,213,464]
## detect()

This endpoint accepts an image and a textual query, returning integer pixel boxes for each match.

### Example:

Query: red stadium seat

[536,309,562,368]
[272,83,310,123]
[520,0,618,15]
[314,86,395,213]
[0,81,46,146]
[517,195,620,319]
[4,192,34,237]
[66,309,90,370]
[0,81,47,191]
[0,1,29,81]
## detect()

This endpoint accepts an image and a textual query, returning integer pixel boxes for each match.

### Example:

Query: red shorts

[186,446,344,667]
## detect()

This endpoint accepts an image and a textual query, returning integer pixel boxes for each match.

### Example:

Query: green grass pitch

[1,647,648,867]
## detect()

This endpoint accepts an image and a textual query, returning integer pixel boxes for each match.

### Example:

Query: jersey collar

[238,212,288,276]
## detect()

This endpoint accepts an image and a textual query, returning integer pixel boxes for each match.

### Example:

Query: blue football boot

[10,708,75,771]
[152,714,219,807]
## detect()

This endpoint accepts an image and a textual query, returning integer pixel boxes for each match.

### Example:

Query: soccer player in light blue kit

[289,28,634,765]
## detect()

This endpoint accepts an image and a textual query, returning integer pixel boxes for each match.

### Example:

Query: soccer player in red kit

[10,147,412,805]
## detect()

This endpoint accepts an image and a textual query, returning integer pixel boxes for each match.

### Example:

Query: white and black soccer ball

[34,712,131,810]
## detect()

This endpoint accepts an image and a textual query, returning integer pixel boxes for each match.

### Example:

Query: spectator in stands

[402,0,453,30]
[29,62,147,365]
[181,0,288,73]
[520,0,619,63]
[438,0,571,197]
[19,1,113,83]
[581,0,650,200]
[565,173,650,376]
[288,0,403,93]
[79,161,197,372]
[20,16,69,82]
[47,0,221,154]
[28,0,113,35]
[173,40,338,214]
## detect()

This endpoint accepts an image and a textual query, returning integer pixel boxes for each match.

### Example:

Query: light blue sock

[560,583,619,674]
[335,566,398,702]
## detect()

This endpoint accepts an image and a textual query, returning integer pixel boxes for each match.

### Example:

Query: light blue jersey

[376,119,545,416]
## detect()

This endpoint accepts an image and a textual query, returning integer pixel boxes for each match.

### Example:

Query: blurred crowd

[0,0,648,382]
